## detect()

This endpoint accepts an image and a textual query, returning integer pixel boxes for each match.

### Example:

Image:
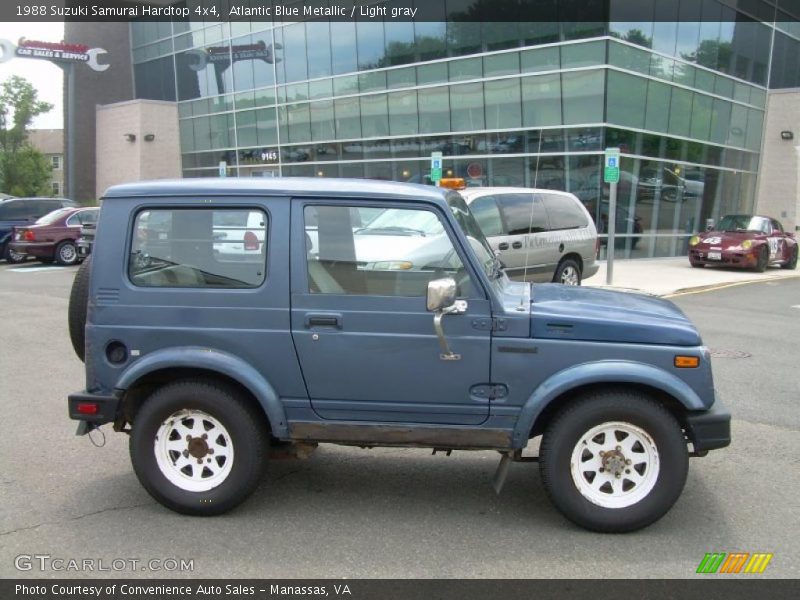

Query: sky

[0,22,66,130]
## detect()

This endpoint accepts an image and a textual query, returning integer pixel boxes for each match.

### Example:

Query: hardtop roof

[103,177,450,203]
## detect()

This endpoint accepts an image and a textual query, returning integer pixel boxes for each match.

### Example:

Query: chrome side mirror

[426,277,457,312]
[426,278,467,361]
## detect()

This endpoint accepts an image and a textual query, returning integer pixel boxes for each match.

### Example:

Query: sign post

[430,152,443,186]
[603,148,621,285]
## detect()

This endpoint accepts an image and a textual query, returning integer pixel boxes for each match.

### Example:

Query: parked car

[688,214,797,271]
[459,187,599,285]
[66,178,729,532]
[9,207,98,265]
[0,197,77,263]
[76,222,96,259]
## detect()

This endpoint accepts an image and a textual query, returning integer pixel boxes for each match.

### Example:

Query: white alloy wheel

[58,242,77,264]
[560,264,580,285]
[569,421,660,509]
[154,409,235,492]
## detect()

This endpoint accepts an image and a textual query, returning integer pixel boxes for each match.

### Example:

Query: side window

[771,220,784,234]
[304,204,471,297]
[495,193,548,235]
[66,213,81,227]
[129,208,267,288]
[541,194,589,230]
[469,195,505,237]
[79,210,99,225]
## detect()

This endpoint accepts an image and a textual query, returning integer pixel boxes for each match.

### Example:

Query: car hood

[530,284,701,346]
[694,231,759,248]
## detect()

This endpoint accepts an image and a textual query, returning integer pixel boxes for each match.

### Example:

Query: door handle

[512,241,523,249]
[498,242,509,250]
[305,313,343,329]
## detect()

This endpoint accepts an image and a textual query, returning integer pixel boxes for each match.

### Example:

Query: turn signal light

[674,356,700,368]
[76,402,99,415]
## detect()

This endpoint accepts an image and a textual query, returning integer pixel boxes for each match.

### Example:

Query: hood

[694,231,760,248]
[530,284,701,346]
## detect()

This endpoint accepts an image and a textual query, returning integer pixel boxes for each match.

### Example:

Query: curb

[665,273,800,298]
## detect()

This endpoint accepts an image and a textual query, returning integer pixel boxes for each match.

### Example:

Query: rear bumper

[68,390,121,426]
[685,395,731,452]
[8,241,54,258]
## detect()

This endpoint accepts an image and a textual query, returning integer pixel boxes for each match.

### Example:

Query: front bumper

[684,396,731,452]
[689,248,758,268]
[68,390,121,428]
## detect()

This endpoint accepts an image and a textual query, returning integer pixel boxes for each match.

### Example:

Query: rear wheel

[130,380,268,516]
[540,390,688,532]
[55,241,78,266]
[754,246,768,273]
[4,244,26,264]
[553,258,582,286]
[781,246,797,270]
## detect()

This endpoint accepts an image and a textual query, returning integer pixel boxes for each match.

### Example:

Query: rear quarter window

[540,193,588,230]
[129,207,268,288]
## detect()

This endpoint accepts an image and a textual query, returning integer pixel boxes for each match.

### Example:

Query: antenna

[518,130,544,310]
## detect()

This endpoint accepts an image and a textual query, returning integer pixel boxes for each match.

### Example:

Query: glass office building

[130,0,800,257]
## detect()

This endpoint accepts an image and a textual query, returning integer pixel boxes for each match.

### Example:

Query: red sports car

[9,206,99,265]
[688,214,797,272]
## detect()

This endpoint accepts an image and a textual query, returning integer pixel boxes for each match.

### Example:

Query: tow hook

[76,421,106,447]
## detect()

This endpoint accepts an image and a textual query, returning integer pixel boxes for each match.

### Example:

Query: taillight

[24,230,35,241]
[76,402,99,415]
[243,231,259,251]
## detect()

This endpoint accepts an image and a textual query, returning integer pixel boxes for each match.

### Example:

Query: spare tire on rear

[68,256,91,362]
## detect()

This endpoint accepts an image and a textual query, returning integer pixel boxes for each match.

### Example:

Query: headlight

[689,236,700,246]
[741,240,752,250]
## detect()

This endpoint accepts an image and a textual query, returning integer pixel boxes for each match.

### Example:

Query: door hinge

[471,317,508,332]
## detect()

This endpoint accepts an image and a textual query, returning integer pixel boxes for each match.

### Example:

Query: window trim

[126,204,270,290]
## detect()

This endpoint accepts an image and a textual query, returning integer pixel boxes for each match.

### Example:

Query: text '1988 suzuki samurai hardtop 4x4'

[68,178,729,532]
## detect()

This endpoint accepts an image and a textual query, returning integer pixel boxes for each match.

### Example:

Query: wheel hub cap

[187,436,210,459]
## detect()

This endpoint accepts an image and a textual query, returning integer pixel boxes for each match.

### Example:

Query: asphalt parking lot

[0,262,798,578]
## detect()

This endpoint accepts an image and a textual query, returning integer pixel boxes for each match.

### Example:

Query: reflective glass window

[334,97,362,139]
[483,53,519,77]
[277,24,308,84]
[562,71,604,125]
[520,46,559,74]
[561,40,605,68]
[607,71,647,130]
[331,22,358,75]
[306,20,333,79]
[449,57,482,82]
[414,18,446,62]
[450,83,485,132]
[469,196,505,237]
[236,110,258,147]
[360,94,390,138]
[521,74,562,128]
[256,109,278,146]
[310,100,335,141]
[384,20,416,66]
[417,62,448,85]
[388,90,418,136]
[418,86,450,134]
[286,104,311,143]
[644,80,671,134]
[668,87,692,137]
[690,94,713,141]
[387,67,416,89]
[709,99,733,146]
[484,79,521,130]
[357,21,385,71]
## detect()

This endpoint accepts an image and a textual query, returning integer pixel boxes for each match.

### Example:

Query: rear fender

[115,346,288,438]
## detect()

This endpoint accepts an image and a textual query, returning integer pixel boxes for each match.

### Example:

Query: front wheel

[781,246,797,270]
[553,258,582,286]
[754,246,768,273]
[130,380,268,516]
[539,390,688,532]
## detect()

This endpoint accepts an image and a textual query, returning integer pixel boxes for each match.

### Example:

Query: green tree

[0,75,54,196]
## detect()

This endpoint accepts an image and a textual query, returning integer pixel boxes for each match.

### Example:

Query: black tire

[754,246,768,273]
[4,243,26,264]
[68,256,91,362]
[539,389,688,533]
[55,240,79,266]
[130,380,268,516]
[553,258,582,286]
[689,259,704,268]
[781,246,797,270]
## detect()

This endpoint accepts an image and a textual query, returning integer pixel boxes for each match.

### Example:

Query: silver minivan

[460,187,599,285]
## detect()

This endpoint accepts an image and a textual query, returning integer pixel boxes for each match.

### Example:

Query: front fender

[115,346,288,438]
[511,360,705,447]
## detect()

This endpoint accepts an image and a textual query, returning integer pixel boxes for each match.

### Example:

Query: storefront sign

[0,37,109,71]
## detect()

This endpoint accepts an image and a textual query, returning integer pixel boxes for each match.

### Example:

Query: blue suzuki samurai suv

[67,178,729,532]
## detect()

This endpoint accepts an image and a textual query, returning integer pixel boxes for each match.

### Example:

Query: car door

[289,198,492,425]
[769,219,789,262]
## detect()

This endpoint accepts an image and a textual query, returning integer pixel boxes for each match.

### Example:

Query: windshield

[446,192,499,278]
[36,208,72,225]
[716,215,767,232]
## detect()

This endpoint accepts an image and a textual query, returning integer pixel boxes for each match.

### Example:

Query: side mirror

[426,277,457,312]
